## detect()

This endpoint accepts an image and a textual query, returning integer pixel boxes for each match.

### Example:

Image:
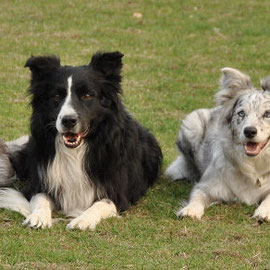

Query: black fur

[13,51,162,212]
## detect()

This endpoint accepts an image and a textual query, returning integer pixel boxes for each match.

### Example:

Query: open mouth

[244,138,269,156]
[62,129,88,148]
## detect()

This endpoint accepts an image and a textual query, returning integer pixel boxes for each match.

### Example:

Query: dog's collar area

[256,178,262,187]
[255,170,270,187]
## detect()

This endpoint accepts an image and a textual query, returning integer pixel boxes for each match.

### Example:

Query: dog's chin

[244,138,270,157]
[62,129,88,149]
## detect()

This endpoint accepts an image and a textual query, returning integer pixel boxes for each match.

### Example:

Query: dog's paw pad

[66,216,97,231]
[22,212,52,229]
[176,204,204,220]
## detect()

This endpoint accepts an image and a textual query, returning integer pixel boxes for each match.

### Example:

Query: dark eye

[264,111,270,118]
[54,95,61,102]
[81,94,92,100]
[237,110,245,117]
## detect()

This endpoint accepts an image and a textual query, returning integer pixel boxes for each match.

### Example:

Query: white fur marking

[56,76,77,132]
[66,199,117,230]
[44,134,98,215]
[22,193,54,229]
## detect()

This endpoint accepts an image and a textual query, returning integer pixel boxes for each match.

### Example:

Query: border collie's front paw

[176,203,204,219]
[22,211,52,229]
[253,205,270,221]
[66,214,98,231]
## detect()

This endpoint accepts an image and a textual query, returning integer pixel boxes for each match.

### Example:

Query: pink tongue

[244,140,269,156]
[246,142,258,152]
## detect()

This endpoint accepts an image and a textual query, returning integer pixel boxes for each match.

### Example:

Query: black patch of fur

[12,51,162,212]
[227,97,240,124]
[176,139,201,181]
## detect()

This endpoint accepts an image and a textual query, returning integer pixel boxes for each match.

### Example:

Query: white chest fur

[44,135,96,216]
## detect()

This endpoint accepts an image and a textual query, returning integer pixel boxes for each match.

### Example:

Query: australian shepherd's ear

[261,76,270,92]
[89,51,123,83]
[24,56,60,79]
[215,67,253,106]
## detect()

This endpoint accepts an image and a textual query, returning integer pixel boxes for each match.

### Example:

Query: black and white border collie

[0,51,162,230]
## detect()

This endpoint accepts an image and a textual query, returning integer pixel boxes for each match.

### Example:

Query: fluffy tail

[166,108,212,181]
[0,188,30,217]
[5,135,29,154]
[0,135,29,187]
[165,156,190,181]
[0,152,14,186]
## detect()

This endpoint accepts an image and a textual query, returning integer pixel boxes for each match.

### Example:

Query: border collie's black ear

[89,51,123,82]
[24,56,60,78]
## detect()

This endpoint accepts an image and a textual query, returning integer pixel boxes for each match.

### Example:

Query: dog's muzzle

[242,126,269,156]
[62,129,88,148]
[58,114,88,149]
[244,138,269,157]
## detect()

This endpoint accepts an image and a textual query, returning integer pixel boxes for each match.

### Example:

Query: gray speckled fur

[166,68,270,220]
[0,139,13,186]
[0,135,29,186]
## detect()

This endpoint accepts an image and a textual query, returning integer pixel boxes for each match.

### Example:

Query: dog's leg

[66,199,117,230]
[176,185,211,219]
[253,194,270,221]
[165,156,190,181]
[176,163,233,219]
[22,193,54,229]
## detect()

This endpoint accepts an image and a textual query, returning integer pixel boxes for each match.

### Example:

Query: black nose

[62,115,77,129]
[244,127,257,139]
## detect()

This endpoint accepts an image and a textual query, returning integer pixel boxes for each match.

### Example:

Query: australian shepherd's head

[25,51,124,149]
[216,67,270,158]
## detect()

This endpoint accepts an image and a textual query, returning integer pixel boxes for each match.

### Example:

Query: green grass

[1,0,270,269]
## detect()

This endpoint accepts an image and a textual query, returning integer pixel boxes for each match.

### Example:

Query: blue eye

[264,111,270,118]
[237,110,245,117]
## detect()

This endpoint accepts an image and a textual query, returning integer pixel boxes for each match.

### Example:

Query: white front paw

[253,205,270,221]
[22,211,52,229]
[66,214,99,231]
[176,203,204,219]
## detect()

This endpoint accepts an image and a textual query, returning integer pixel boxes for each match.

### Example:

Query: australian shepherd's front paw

[252,205,270,221]
[22,211,52,229]
[176,203,204,219]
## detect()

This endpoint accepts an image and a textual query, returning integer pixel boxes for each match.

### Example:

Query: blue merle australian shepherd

[0,51,162,230]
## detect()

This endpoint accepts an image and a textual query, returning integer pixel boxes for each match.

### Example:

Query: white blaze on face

[56,76,78,133]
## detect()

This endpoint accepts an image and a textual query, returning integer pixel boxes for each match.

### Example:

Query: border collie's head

[25,51,124,148]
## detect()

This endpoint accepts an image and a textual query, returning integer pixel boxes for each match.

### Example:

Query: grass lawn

[1,0,270,269]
